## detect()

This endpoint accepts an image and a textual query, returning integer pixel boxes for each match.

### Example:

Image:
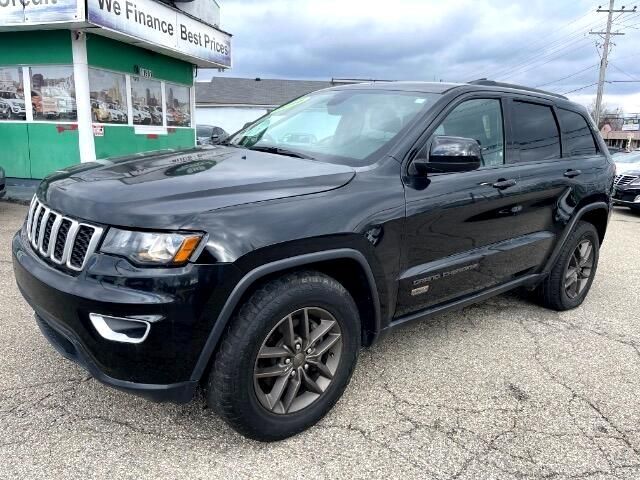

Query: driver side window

[431,98,505,167]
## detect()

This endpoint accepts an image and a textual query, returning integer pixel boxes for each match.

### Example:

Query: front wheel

[208,271,360,441]
[536,221,600,311]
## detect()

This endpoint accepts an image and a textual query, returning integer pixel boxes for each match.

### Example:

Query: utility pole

[589,1,636,126]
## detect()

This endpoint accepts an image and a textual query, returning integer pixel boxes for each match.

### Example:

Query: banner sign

[87,0,231,68]
[0,0,81,25]
[622,118,640,131]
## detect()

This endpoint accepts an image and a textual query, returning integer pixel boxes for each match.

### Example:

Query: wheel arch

[542,201,609,275]
[190,249,381,383]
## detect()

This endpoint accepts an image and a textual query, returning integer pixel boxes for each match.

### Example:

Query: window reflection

[89,68,127,124]
[31,66,76,121]
[165,83,191,126]
[131,76,163,126]
[0,67,25,121]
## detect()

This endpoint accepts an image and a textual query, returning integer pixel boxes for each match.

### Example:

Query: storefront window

[89,68,128,124]
[0,67,26,121]
[165,83,191,127]
[30,66,76,121]
[131,76,162,126]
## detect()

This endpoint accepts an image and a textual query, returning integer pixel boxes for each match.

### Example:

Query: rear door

[506,98,603,252]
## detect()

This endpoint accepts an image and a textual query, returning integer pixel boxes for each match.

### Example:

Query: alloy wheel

[565,239,595,299]
[253,307,343,414]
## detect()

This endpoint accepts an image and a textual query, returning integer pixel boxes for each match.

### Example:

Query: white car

[107,104,127,123]
[0,91,26,119]
[133,104,152,124]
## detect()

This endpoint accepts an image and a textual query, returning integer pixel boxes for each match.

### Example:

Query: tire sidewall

[213,276,360,440]
[558,225,600,309]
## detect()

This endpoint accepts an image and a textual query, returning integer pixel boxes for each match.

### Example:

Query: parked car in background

[150,106,163,125]
[0,91,26,119]
[13,80,614,441]
[612,151,640,212]
[133,104,152,124]
[107,103,127,123]
[0,166,5,198]
[91,101,111,123]
[196,124,228,145]
[0,101,10,119]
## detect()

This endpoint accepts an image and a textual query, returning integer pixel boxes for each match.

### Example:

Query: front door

[397,96,551,317]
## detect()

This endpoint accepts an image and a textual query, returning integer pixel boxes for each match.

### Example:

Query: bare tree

[588,99,623,130]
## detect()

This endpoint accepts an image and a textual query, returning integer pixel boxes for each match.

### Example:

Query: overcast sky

[202,0,640,113]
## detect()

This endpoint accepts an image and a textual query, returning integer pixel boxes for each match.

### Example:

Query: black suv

[13,80,614,441]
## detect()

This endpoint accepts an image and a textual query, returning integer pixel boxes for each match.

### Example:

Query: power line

[562,83,598,95]
[470,10,603,80]
[534,64,599,88]
[499,39,593,81]
[609,62,640,81]
[590,1,637,125]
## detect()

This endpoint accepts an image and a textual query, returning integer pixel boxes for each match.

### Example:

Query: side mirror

[413,136,483,175]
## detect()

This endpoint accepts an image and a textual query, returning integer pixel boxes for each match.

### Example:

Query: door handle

[564,169,582,178]
[491,178,517,190]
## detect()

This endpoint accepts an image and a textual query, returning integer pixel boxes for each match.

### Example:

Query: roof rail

[468,79,568,100]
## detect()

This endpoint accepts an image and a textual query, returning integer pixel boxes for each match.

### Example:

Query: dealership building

[0,0,231,180]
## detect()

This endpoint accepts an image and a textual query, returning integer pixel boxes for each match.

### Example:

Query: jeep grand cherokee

[13,80,615,441]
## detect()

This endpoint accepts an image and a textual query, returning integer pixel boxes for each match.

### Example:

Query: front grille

[26,197,104,272]
[614,174,638,187]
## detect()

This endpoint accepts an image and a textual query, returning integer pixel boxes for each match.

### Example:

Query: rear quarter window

[557,108,598,156]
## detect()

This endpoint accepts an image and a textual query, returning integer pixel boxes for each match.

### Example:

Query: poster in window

[165,83,191,127]
[131,76,163,126]
[31,66,77,121]
[0,67,26,121]
[89,68,128,125]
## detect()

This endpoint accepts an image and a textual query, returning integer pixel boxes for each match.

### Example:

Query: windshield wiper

[247,145,315,160]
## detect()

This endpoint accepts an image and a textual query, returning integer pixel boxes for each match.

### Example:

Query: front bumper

[613,186,640,206]
[12,228,240,403]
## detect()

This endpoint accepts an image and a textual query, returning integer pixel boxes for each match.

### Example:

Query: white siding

[195,106,268,134]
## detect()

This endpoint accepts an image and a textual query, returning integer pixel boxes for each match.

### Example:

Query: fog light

[89,313,160,344]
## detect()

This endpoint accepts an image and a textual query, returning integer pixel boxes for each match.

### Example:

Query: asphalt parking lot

[1,201,640,480]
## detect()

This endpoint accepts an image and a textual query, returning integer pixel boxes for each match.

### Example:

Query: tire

[536,221,600,311]
[208,270,360,441]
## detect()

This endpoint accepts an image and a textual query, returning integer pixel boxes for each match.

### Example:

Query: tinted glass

[512,101,560,162]
[165,83,191,127]
[131,76,162,126]
[432,98,504,167]
[0,67,25,121]
[31,66,76,121]
[89,68,127,125]
[558,108,597,156]
[229,90,440,166]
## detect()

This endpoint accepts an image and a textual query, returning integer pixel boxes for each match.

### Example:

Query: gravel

[1,201,640,479]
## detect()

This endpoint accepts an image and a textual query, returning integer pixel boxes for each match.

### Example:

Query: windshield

[228,89,440,166]
[197,125,214,137]
[614,152,640,163]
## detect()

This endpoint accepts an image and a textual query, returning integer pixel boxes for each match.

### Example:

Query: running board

[386,273,543,331]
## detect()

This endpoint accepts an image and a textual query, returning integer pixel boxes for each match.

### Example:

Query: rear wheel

[208,271,360,441]
[536,221,599,311]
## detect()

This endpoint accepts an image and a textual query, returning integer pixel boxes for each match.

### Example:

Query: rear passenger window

[512,101,561,163]
[558,109,597,156]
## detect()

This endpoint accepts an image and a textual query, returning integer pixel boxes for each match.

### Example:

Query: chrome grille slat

[614,174,638,187]
[24,196,103,272]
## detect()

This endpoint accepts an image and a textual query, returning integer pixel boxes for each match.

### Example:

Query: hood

[39,147,355,229]
[615,162,640,175]
[6,98,24,107]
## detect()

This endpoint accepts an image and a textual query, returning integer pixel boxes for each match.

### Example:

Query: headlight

[12,106,20,112]
[100,228,204,266]
[630,177,640,186]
